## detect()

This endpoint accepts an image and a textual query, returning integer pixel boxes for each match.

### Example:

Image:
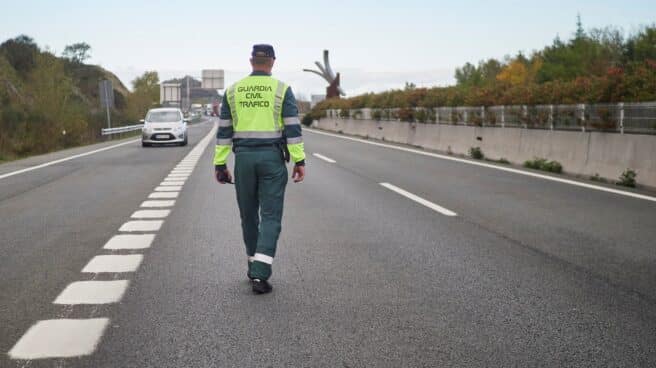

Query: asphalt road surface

[1,118,655,367]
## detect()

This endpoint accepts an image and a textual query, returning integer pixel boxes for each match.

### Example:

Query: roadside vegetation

[524,158,563,173]
[0,35,159,161]
[309,19,656,121]
[469,146,484,160]
[617,169,638,187]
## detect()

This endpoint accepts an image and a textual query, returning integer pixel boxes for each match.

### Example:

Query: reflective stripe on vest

[227,76,288,136]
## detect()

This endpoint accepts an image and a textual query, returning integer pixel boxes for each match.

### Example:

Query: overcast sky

[1,0,654,98]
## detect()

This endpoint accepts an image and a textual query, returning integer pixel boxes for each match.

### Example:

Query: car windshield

[146,111,181,122]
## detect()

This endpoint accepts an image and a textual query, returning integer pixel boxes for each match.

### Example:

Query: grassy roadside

[0,129,142,165]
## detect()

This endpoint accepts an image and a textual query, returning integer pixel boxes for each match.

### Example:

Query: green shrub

[617,169,637,187]
[469,146,484,160]
[497,158,510,164]
[524,158,563,173]
[545,160,563,173]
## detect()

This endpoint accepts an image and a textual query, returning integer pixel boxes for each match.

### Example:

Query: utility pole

[99,79,113,136]
[186,76,190,112]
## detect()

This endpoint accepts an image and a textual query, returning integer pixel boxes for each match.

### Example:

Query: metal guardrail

[101,124,144,136]
[327,101,656,134]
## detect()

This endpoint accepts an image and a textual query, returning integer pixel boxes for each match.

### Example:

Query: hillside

[0,35,145,161]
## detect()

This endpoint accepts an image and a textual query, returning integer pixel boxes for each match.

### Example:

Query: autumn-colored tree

[126,71,160,120]
[312,21,656,115]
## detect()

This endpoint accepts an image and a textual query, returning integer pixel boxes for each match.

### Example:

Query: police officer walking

[214,44,306,294]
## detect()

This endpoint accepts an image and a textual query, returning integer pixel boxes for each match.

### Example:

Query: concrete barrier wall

[315,118,656,188]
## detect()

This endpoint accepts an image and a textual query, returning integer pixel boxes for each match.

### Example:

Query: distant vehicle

[141,107,188,147]
[204,104,213,116]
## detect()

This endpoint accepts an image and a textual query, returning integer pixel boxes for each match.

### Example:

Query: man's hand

[292,164,305,183]
[215,167,233,184]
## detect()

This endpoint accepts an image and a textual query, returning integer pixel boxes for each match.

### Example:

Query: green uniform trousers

[234,146,288,281]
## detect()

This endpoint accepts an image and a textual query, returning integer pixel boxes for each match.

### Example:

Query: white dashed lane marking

[81,255,144,273]
[8,318,110,359]
[148,192,179,199]
[312,153,337,163]
[141,200,176,207]
[53,280,130,305]
[119,220,163,232]
[131,209,170,219]
[160,181,185,186]
[7,122,218,361]
[155,186,182,192]
[380,182,458,217]
[307,128,656,204]
[103,234,156,250]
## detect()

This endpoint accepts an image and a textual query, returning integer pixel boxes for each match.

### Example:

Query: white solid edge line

[306,129,656,204]
[380,183,457,217]
[0,139,140,180]
[312,153,337,163]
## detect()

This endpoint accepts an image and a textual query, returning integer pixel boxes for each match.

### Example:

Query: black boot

[252,279,272,294]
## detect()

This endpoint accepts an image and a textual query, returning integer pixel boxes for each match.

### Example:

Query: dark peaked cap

[252,44,276,59]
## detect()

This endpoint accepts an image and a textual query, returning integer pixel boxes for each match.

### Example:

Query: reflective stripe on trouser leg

[253,253,273,264]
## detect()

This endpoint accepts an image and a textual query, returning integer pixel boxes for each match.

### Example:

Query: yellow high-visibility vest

[226,75,288,138]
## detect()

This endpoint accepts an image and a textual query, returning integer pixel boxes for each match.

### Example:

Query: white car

[141,108,188,147]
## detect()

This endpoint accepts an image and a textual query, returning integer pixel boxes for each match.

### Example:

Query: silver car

[141,108,188,147]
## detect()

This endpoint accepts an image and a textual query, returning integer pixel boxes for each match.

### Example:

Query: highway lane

[305,129,656,301]
[0,120,215,363]
[2,123,656,366]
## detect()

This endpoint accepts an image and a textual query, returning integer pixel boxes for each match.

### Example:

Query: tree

[0,34,39,75]
[575,14,585,40]
[455,62,482,87]
[62,42,91,63]
[126,71,160,120]
[625,25,656,62]
[497,59,529,85]
[132,71,159,98]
